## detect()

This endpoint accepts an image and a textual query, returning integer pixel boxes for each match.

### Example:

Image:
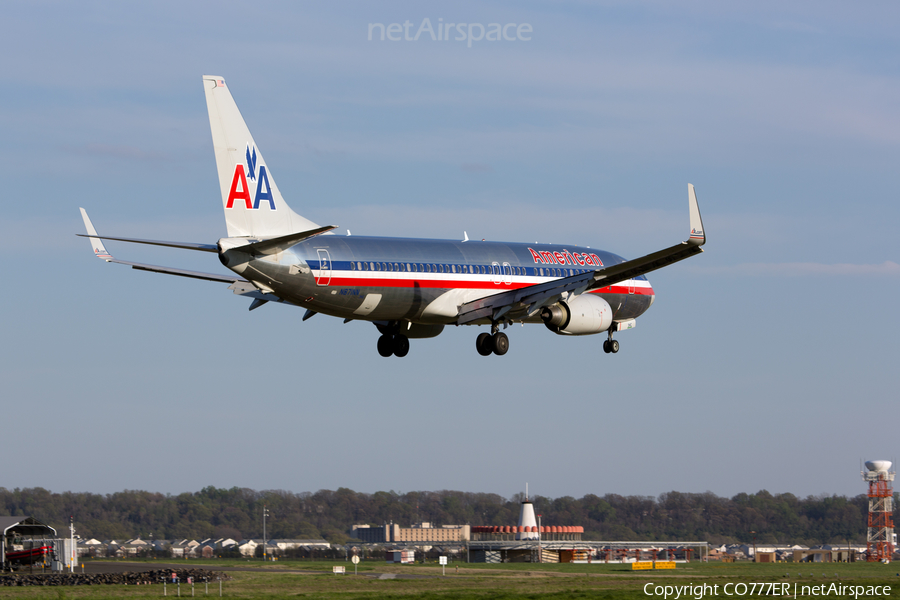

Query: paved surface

[79,562,307,575]
[76,561,432,579]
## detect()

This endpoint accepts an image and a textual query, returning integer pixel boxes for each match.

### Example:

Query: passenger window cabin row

[347,261,595,278]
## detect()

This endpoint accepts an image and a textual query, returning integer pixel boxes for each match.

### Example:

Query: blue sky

[2,1,898,503]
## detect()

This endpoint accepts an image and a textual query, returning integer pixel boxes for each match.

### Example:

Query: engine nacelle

[406,323,445,339]
[541,295,613,336]
[377,322,445,339]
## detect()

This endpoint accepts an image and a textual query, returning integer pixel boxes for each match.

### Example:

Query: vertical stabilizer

[203,75,320,238]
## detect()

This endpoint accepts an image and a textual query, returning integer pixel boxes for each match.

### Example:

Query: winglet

[79,208,114,261]
[687,183,706,246]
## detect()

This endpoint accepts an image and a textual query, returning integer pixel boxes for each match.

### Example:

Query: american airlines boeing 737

[80,75,706,358]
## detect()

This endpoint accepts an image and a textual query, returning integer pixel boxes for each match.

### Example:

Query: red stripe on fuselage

[322,275,654,295]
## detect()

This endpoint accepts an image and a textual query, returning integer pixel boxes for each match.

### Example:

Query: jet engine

[541,294,613,336]
[406,323,445,339]
[376,322,445,339]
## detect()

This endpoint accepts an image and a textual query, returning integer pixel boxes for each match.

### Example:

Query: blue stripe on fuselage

[288,235,646,279]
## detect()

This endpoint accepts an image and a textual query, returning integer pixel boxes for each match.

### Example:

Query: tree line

[0,487,888,546]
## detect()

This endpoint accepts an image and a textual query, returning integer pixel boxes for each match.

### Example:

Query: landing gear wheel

[603,340,611,354]
[392,334,410,357]
[609,339,619,353]
[476,332,493,356]
[377,334,394,357]
[491,332,509,356]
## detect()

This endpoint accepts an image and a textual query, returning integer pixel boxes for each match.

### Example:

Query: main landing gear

[602,329,619,354]
[476,323,509,357]
[377,333,409,358]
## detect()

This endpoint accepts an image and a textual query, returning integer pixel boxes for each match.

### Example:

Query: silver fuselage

[220,235,654,326]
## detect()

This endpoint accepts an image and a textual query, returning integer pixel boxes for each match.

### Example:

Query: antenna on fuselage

[462,231,469,242]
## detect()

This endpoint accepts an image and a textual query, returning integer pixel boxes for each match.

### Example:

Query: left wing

[457,184,706,325]
[79,208,283,308]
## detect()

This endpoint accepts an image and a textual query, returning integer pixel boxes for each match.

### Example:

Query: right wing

[457,184,706,325]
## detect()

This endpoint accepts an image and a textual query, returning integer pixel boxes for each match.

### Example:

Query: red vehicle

[5,545,51,564]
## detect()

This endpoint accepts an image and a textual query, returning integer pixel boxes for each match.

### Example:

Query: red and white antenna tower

[862,460,895,562]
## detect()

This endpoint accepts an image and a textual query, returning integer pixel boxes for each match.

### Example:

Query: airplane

[80,75,706,358]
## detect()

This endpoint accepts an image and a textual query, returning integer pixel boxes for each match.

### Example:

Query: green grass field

[2,559,899,599]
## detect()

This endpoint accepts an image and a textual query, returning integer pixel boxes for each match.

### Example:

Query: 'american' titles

[528,247,603,267]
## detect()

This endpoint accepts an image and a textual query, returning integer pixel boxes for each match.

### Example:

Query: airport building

[351,492,709,564]
[351,523,471,544]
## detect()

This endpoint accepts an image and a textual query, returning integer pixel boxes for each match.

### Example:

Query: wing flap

[457,271,594,325]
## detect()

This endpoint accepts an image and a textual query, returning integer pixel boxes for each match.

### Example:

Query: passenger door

[316,249,332,286]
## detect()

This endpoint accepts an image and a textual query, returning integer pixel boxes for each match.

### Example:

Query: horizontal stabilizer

[225,225,337,256]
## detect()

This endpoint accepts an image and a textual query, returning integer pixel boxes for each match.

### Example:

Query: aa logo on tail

[226,144,275,210]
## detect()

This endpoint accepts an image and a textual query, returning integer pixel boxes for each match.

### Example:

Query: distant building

[237,540,258,557]
[351,523,470,544]
[198,538,239,550]
[271,539,330,552]
[76,539,106,558]
[150,540,171,554]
